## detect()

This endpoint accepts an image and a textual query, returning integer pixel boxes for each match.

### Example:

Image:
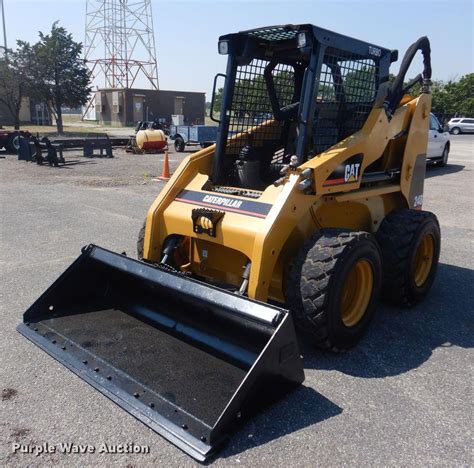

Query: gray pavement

[0,136,472,466]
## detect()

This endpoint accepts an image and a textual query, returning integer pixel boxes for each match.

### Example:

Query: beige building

[0,97,32,126]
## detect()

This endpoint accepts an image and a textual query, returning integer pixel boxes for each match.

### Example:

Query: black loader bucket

[18,245,304,461]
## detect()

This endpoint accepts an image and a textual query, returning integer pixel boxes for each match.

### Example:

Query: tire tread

[376,209,440,306]
[137,220,146,260]
[286,229,376,350]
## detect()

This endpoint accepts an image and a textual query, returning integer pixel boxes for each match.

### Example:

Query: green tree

[450,73,474,116]
[27,23,91,134]
[0,44,32,129]
[343,66,376,102]
[211,69,296,121]
[430,80,453,115]
[401,74,473,117]
[211,87,224,117]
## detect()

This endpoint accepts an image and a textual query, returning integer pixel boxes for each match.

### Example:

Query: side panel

[301,105,413,195]
[315,190,407,232]
[407,154,427,210]
[400,93,431,209]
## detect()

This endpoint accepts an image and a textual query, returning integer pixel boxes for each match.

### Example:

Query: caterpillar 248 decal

[19,25,440,461]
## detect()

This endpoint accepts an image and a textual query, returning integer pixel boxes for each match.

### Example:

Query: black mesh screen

[225,60,296,162]
[313,51,377,155]
[247,27,299,42]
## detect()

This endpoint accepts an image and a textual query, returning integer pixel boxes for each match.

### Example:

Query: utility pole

[1,0,6,50]
[1,0,7,57]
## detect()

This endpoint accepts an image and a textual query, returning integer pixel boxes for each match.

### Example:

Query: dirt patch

[1,388,18,401]
[10,427,31,442]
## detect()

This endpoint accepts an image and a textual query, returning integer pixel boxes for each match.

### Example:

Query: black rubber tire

[6,133,20,153]
[376,209,440,307]
[450,127,461,135]
[286,229,382,350]
[174,137,185,152]
[437,143,449,167]
[137,220,146,260]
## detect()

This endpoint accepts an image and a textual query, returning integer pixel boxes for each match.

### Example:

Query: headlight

[297,32,308,48]
[218,40,229,55]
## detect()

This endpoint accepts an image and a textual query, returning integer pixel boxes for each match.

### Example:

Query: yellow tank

[136,129,167,151]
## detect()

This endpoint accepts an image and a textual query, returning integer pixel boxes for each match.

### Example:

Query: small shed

[95,88,206,127]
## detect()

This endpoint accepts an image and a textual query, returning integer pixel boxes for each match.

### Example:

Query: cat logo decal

[323,154,363,187]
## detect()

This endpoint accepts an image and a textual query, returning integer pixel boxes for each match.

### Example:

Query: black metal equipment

[18,135,33,161]
[83,135,113,158]
[18,245,304,461]
[50,137,129,149]
[18,135,65,166]
[135,119,170,135]
[37,137,65,166]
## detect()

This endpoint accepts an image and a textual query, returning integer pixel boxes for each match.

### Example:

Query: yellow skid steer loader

[19,24,440,461]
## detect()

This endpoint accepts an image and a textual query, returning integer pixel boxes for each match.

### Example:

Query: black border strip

[175,190,272,219]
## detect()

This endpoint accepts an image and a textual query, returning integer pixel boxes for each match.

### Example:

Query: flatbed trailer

[50,137,129,149]
[169,125,218,152]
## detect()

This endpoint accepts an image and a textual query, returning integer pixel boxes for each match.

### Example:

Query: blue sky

[2,0,473,99]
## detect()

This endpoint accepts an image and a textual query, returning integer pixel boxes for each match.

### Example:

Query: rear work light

[218,40,229,55]
[297,32,308,48]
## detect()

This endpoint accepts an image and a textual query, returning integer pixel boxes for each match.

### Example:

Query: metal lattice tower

[84,0,159,90]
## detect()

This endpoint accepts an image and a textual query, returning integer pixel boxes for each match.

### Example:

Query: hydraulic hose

[385,36,431,116]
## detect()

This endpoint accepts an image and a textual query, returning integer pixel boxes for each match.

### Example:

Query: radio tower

[84,0,159,90]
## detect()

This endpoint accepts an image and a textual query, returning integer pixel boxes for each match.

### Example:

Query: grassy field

[2,125,107,137]
[2,121,135,138]
[2,114,217,138]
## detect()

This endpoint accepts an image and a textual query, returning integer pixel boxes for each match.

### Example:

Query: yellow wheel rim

[413,234,435,287]
[340,259,374,327]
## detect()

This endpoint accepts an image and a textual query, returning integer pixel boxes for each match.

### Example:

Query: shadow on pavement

[304,263,474,377]
[215,263,472,459]
[219,385,342,460]
[426,163,465,178]
[51,159,98,169]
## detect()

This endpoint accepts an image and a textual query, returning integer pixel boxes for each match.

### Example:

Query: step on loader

[19,24,440,461]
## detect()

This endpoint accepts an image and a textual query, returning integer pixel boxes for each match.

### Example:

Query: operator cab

[209,24,397,191]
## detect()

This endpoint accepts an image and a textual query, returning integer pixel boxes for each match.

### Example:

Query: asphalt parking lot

[0,136,472,465]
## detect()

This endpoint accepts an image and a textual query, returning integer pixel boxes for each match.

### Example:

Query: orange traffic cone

[158,150,170,180]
